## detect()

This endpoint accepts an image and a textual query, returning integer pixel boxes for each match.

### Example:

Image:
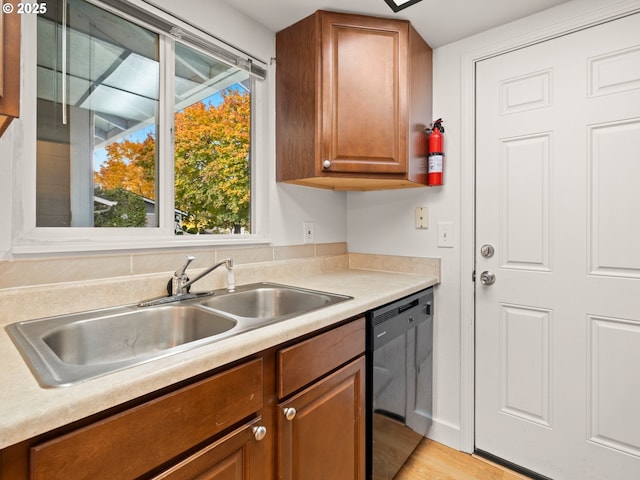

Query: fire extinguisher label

[429,154,443,173]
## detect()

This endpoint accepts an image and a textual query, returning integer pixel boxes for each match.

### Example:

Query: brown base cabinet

[276,315,366,480]
[278,358,365,480]
[30,359,266,480]
[0,317,365,480]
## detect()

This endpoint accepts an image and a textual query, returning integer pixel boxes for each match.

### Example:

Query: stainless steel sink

[6,283,351,388]
[7,305,238,387]
[198,282,350,322]
[42,306,237,366]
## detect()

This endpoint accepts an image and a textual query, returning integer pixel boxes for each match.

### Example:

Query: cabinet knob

[252,425,267,441]
[283,407,297,421]
[322,160,331,169]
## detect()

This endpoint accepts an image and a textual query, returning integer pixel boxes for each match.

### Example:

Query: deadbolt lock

[480,244,495,258]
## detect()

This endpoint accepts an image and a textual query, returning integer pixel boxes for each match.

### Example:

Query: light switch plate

[415,207,428,229]
[437,222,454,248]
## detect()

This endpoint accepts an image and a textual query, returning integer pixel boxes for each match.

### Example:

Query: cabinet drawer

[277,317,365,398]
[31,358,263,480]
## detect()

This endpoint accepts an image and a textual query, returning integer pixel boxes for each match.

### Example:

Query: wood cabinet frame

[0,1,20,136]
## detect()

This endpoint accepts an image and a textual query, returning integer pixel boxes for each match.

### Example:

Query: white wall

[346,85,463,446]
[0,127,18,257]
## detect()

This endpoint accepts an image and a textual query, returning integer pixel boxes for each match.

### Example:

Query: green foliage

[174,90,251,234]
[97,88,251,234]
[94,187,147,227]
[95,134,156,199]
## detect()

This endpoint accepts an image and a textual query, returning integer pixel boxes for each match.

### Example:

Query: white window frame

[13,0,270,255]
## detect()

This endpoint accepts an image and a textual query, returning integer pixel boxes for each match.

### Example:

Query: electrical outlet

[303,221,314,243]
[415,206,428,229]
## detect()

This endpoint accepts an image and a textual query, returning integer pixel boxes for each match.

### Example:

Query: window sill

[11,235,271,257]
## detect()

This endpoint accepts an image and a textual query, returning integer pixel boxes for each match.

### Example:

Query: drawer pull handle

[283,407,297,421]
[253,425,267,441]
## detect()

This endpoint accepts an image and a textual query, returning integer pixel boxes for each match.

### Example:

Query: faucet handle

[176,255,195,276]
[169,255,195,296]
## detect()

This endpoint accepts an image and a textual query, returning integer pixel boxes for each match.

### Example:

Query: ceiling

[222,0,572,48]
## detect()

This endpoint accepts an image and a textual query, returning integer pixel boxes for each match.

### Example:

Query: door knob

[283,407,297,421]
[480,271,496,285]
[322,160,331,169]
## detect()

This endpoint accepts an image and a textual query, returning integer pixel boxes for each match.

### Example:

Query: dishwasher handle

[398,298,419,314]
[372,310,428,350]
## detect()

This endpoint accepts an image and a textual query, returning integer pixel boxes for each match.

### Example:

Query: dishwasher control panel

[369,288,433,350]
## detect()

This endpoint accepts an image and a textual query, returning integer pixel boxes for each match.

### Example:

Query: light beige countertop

[0,254,438,450]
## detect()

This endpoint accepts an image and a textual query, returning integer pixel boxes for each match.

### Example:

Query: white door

[475,13,640,480]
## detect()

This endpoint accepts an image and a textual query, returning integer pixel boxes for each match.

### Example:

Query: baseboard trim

[425,418,462,451]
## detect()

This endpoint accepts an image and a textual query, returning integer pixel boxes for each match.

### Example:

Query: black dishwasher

[366,287,433,480]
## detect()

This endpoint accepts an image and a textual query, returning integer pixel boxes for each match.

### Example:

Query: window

[33,0,262,241]
[173,42,251,234]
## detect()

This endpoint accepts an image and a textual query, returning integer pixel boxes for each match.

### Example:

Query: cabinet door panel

[278,356,365,480]
[151,417,266,480]
[321,14,408,174]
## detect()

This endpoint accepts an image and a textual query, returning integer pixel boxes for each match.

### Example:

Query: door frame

[459,0,640,454]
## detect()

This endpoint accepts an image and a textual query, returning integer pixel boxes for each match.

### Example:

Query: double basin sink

[6,283,352,388]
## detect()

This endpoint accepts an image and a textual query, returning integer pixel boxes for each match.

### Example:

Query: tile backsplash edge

[348,252,440,278]
[0,245,440,324]
[0,247,347,324]
[0,242,348,290]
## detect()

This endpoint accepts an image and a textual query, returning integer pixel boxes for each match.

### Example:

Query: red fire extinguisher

[427,119,444,186]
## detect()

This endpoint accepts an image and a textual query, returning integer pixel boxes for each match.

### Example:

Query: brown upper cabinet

[276,10,432,191]
[0,2,20,136]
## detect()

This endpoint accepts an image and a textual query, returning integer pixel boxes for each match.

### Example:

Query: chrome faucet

[138,256,235,307]
[172,256,236,296]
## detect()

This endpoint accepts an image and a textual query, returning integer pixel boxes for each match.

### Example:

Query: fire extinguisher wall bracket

[427,119,444,186]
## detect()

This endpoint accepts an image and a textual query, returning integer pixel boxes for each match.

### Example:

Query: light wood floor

[394,439,531,480]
